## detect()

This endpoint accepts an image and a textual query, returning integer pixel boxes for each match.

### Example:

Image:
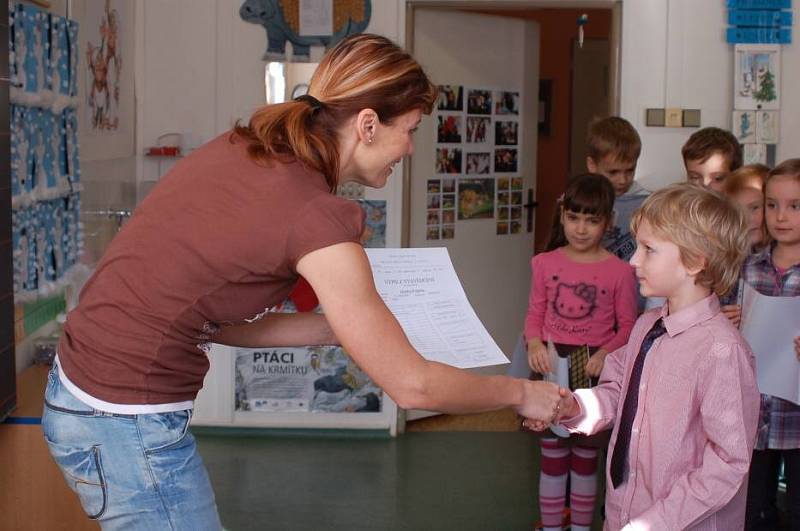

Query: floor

[3,366,788,530]
[197,410,607,531]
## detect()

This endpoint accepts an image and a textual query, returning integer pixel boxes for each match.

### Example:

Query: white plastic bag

[545,337,570,438]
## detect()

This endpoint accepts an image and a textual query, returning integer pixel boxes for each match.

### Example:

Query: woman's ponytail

[232,33,437,192]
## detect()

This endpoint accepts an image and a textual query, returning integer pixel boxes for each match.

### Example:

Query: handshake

[516,381,578,432]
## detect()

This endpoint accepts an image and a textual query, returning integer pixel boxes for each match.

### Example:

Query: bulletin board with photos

[428,85,524,239]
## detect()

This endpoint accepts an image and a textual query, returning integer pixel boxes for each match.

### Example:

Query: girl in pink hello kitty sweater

[525,174,638,531]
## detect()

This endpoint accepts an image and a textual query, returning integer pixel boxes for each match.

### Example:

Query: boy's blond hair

[631,183,749,296]
[587,116,641,164]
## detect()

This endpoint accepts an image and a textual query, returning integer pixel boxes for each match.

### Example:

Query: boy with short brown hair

[586,117,649,262]
[682,126,743,192]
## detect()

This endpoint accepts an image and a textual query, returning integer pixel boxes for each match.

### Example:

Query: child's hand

[585,348,608,378]
[795,336,800,360]
[721,304,742,327]
[555,387,579,422]
[523,418,551,432]
[521,388,577,432]
[527,339,551,375]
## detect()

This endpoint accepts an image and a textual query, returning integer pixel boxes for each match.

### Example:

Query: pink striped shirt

[561,295,760,530]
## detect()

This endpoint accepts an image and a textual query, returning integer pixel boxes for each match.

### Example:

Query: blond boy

[549,183,759,529]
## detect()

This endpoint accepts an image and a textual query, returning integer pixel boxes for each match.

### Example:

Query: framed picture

[732,110,756,144]
[458,178,495,220]
[494,148,518,173]
[435,148,462,174]
[734,44,780,110]
[494,91,519,115]
[74,0,136,160]
[437,85,463,111]
[465,152,491,174]
[743,143,767,165]
[495,121,518,146]
[756,110,779,144]
[467,89,492,115]
[437,115,462,143]
[466,116,490,143]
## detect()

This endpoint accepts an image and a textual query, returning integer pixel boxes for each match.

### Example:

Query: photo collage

[428,85,521,239]
[495,177,524,235]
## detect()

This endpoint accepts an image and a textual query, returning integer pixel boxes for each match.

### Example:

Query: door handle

[524,188,538,233]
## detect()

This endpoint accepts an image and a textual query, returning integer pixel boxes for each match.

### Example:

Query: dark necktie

[609,318,667,489]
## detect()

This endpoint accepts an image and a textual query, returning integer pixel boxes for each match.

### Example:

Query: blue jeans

[41,364,222,530]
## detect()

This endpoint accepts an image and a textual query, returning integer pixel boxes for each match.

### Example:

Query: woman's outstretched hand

[521,387,578,432]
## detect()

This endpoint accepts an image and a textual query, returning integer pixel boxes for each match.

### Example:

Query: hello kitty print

[524,248,638,353]
[554,282,597,320]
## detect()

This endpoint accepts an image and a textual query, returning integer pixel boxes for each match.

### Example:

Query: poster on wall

[358,199,387,248]
[734,44,780,111]
[438,85,463,111]
[494,91,519,115]
[744,143,768,165]
[466,117,489,144]
[732,110,756,144]
[494,148,518,173]
[458,178,494,220]
[755,110,779,144]
[467,89,492,114]
[234,345,382,413]
[74,0,135,160]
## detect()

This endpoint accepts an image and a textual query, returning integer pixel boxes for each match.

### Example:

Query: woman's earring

[368,136,373,144]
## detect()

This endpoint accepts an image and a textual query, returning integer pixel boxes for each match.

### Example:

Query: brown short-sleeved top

[58,132,364,404]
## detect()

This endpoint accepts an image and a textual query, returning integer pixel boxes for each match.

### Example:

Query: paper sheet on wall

[740,282,800,405]
[365,247,508,369]
[299,0,333,36]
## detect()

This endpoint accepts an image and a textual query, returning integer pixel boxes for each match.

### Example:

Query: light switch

[645,108,665,127]
[682,109,701,127]
[665,108,683,127]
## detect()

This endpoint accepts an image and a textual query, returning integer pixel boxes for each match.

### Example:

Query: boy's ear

[684,255,707,278]
[586,156,598,173]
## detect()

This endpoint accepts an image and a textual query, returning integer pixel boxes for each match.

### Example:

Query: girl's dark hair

[545,173,615,251]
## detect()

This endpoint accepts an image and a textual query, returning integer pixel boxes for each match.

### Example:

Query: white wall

[135,0,800,219]
[619,0,799,190]
[135,0,408,242]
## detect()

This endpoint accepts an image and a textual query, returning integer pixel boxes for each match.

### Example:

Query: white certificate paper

[365,248,508,369]
[740,282,800,405]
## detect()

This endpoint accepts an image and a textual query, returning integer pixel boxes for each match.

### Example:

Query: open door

[407,8,540,374]
[569,38,611,178]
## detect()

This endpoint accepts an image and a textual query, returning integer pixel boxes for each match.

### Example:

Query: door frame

[402,0,622,246]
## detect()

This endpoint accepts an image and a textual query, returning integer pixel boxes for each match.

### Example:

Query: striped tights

[539,437,598,531]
